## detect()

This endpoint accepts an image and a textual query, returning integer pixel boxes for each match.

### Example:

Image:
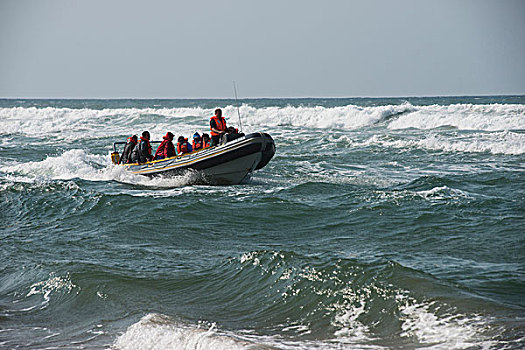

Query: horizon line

[1,93,524,100]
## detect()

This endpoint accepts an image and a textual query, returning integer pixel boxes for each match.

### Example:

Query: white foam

[2,149,108,181]
[388,103,525,131]
[1,103,523,142]
[113,314,254,350]
[398,299,495,349]
[415,186,472,201]
[114,314,388,350]
[1,149,201,188]
[0,106,213,141]
[332,302,374,343]
[359,131,525,155]
[27,273,77,307]
[238,103,415,130]
[229,103,525,132]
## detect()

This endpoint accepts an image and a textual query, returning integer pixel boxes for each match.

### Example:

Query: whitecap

[113,314,256,350]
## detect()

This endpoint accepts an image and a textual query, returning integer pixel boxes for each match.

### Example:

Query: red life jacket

[140,136,152,155]
[165,140,175,157]
[154,140,166,159]
[210,116,227,136]
[203,140,211,148]
[154,134,175,159]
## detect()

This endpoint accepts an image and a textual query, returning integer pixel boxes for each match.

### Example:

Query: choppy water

[1,97,524,349]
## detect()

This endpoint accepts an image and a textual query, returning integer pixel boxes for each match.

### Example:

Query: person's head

[142,131,150,140]
[166,132,174,140]
[202,133,210,141]
[214,108,222,117]
[177,136,185,143]
[131,135,138,142]
[193,132,201,140]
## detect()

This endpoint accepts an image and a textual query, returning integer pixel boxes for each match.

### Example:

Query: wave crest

[2,103,522,138]
[357,131,525,155]
[113,314,254,350]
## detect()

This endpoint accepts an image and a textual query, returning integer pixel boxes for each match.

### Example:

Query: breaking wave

[0,106,210,141]
[350,131,525,155]
[388,103,525,131]
[1,103,523,140]
[238,103,416,129]
[109,250,499,350]
[113,314,255,350]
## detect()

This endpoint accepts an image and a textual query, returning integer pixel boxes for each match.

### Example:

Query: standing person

[210,108,227,146]
[119,135,137,164]
[131,131,153,163]
[153,132,175,160]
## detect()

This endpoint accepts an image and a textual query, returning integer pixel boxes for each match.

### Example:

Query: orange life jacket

[210,116,227,136]
[177,141,189,154]
[192,139,202,150]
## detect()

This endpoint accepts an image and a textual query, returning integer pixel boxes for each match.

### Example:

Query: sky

[1,0,524,98]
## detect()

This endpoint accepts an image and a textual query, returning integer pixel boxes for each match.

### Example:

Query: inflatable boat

[111,132,275,185]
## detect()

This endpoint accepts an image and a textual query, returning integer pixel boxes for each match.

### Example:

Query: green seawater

[1,97,524,349]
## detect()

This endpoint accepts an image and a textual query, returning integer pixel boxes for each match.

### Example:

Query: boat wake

[0,149,201,188]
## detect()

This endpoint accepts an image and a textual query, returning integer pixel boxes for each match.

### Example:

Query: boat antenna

[233,81,243,132]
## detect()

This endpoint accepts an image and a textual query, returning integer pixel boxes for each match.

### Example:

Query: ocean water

[0,96,524,349]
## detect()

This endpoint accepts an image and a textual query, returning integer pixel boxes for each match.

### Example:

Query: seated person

[202,133,211,148]
[220,126,245,144]
[192,132,203,150]
[176,136,193,155]
[131,131,153,163]
[153,132,175,160]
[120,135,137,164]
